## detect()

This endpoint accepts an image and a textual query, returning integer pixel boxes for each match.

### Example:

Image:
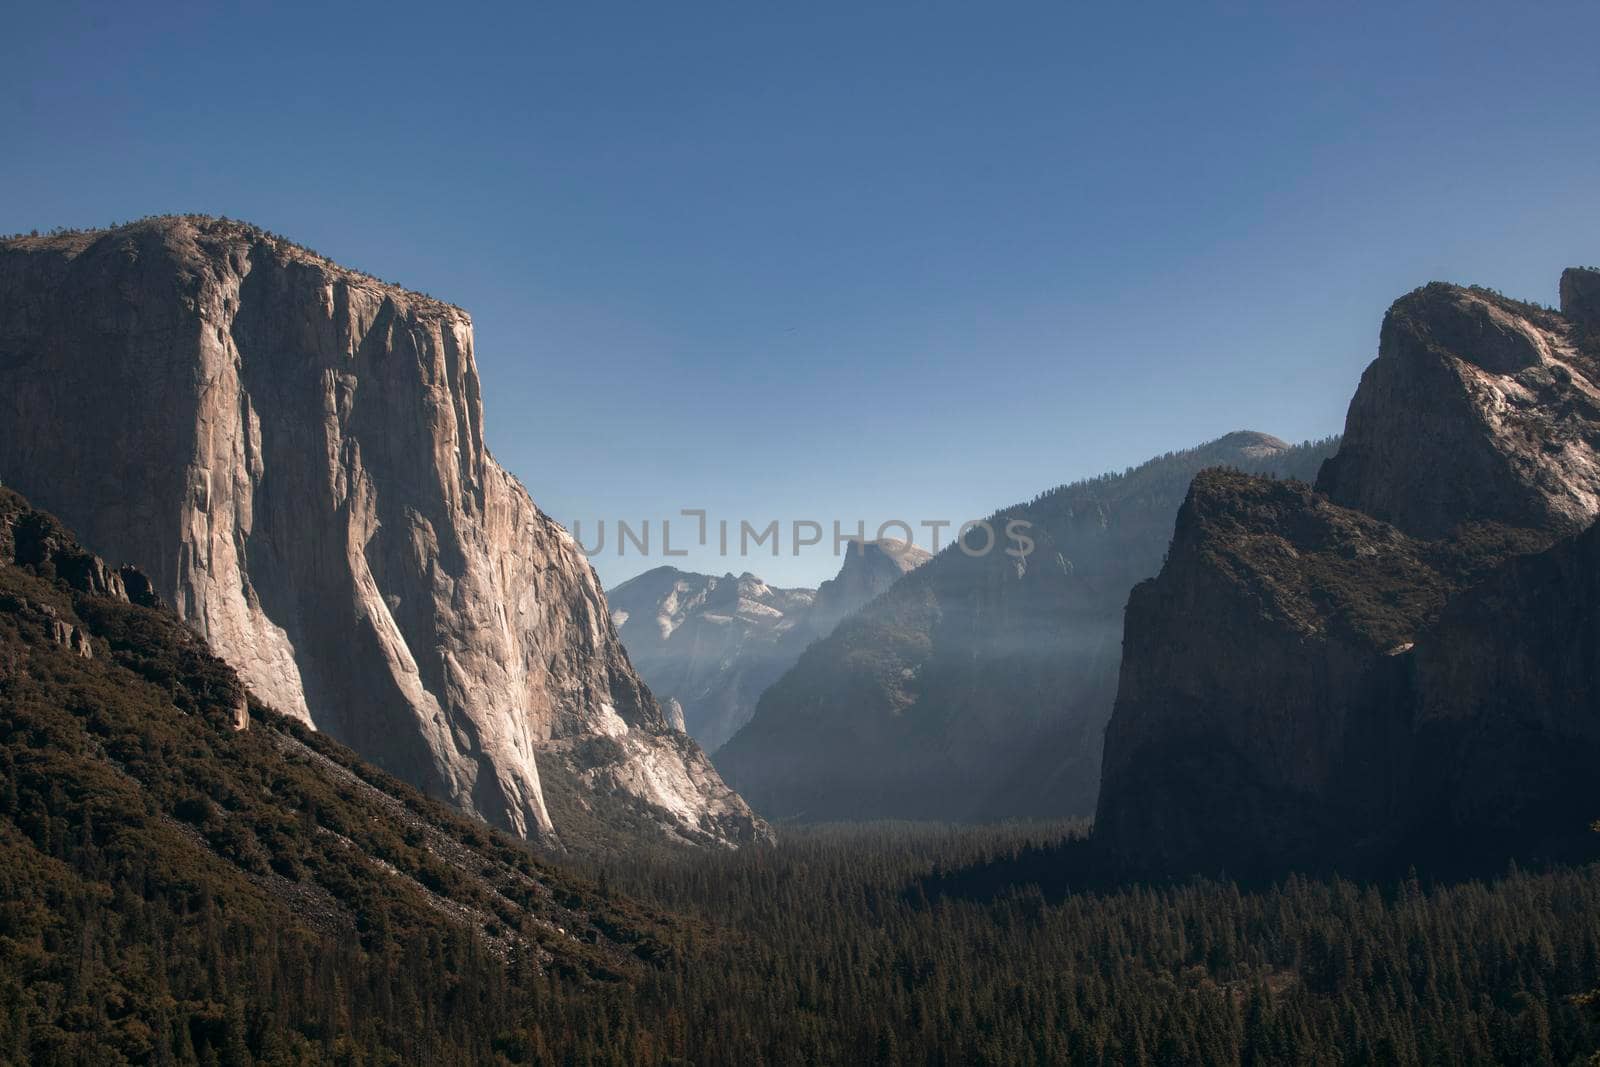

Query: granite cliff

[1096,271,1600,878]
[0,216,764,850]
[608,540,928,752]
[715,432,1337,823]
[1317,279,1600,539]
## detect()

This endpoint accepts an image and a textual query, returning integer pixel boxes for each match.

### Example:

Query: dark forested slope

[0,487,674,1064]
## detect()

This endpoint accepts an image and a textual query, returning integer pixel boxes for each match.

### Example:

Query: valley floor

[545,821,1600,1066]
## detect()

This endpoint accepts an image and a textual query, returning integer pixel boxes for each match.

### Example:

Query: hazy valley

[606,537,929,751]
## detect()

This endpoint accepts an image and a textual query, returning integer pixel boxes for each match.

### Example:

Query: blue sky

[5,2,1599,587]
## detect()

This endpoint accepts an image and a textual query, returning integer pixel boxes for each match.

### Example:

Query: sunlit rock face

[608,539,929,753]
[1317,279,1600,540]
[1097,271,1600,880]
[0,216,766,849]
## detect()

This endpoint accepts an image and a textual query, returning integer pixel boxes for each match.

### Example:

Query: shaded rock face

[1562,266,1600,340]
[1409,516,1600,854]
[1095,472,1550,878]
[1098,270,1600,880]
[608,540,928,752]
[715,433,1337,824]
[0,217,765,849]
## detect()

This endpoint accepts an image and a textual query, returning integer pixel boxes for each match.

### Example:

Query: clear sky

[5,2,1599,587]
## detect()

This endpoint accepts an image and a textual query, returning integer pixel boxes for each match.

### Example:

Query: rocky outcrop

[1562,266,1600,339]
[715,433,1337,823]
[1097,269,1600,879]
[0,485,247,715]
[1316,281,1600,539]
[608,540,928,752]
[0,216,765,849]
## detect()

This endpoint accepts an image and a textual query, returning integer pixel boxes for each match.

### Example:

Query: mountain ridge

[607,539,929,751]
[715,430,1339,823]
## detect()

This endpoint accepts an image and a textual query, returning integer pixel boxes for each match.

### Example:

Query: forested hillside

[0,488,675,1064]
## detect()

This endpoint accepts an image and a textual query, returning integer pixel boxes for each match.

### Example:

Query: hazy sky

[5,2,1599,586]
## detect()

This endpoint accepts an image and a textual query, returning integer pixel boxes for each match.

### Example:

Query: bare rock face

[1408,516,1600,849]
[608,540,928,753]
[662,696,688,733]
[1097,269,1600,879]
[0,217,765,848]
[1316,282,1600,540]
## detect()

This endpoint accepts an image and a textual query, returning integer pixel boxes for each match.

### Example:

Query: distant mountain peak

[607,542,931,752]
[1212,430,1291,457]
[837,537,932,569]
